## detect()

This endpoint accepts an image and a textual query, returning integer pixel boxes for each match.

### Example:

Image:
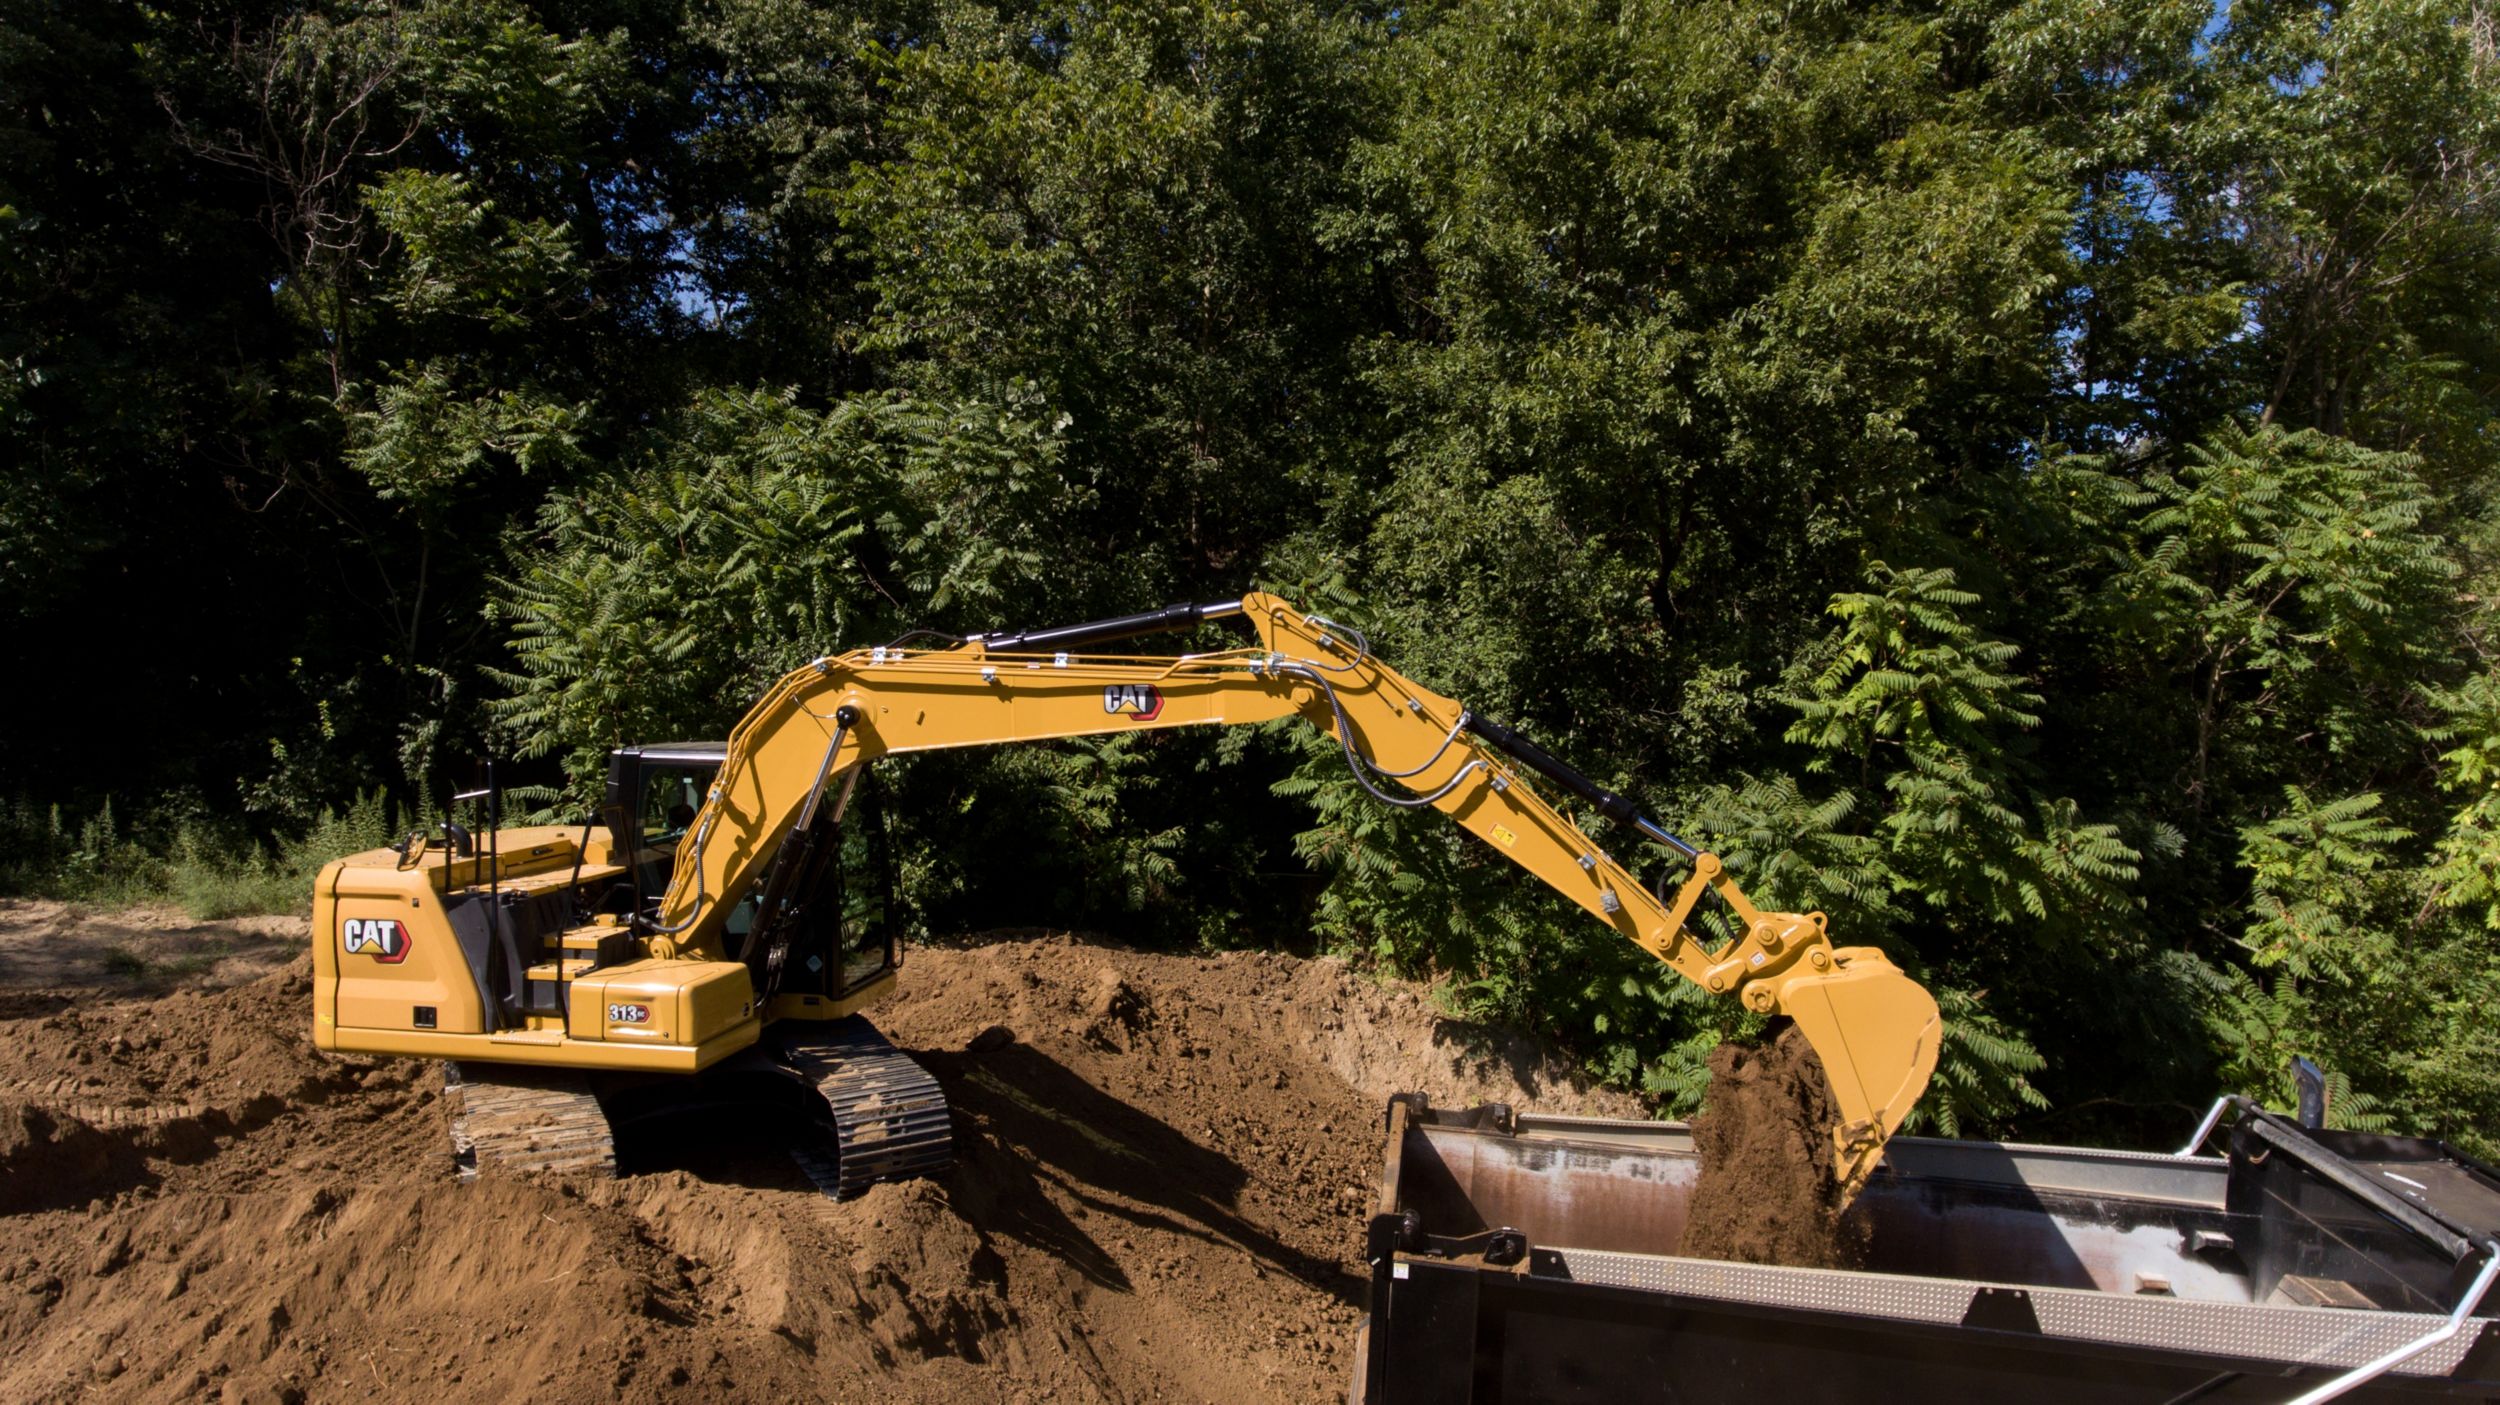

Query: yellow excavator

[312,593,1940,1197]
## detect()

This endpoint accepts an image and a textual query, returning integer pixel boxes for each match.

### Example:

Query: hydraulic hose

[1461,714,1699,858]
[1269,661,1489,810]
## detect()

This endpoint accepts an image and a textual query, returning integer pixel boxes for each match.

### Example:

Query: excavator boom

[652,592,1940,1191]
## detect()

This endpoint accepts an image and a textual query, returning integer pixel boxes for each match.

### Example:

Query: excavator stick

[1452,710,1940,1201]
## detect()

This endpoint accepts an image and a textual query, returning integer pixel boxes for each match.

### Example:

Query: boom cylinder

[973,598,1246,655]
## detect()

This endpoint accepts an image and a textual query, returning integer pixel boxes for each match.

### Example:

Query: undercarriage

[446,1015,951,1196]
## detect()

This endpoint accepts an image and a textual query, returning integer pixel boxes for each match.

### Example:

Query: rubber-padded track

[444,1062,616,1179]
[778,1016,952,1199]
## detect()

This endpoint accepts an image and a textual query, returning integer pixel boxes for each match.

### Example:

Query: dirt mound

[1270,955,1646,1117]
[0,915,1647,1403]
[1678,1025,1867,1268]
[897,937,1641,1116]
[0,951,423,1218]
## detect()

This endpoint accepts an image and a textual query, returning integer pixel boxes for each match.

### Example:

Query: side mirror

[2293,1056,2327,1130]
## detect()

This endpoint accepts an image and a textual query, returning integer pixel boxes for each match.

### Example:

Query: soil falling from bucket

[1679,1024,1869,1268]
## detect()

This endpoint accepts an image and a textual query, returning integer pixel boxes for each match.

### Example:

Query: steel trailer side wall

[1356,1260,2499,1403]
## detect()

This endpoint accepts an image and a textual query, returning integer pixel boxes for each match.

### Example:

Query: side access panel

[317,859,489,1040]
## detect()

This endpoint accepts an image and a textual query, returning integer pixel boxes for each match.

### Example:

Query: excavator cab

[733,759,904,1010]
[605,741,901,1008]
[605,742,726,875]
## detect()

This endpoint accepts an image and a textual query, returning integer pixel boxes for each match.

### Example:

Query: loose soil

[1678,1024,1867,1268]
[0,903,1642,1404]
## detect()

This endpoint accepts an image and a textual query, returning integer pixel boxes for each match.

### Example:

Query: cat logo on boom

[1103,682,1164,722]
[341,918,411,964]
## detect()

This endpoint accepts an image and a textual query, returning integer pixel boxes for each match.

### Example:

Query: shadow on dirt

[924,1039,1365,1309]
[610,1091,822,1193]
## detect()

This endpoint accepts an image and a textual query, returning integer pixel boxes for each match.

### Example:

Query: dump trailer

[1354,1095,2500,1403]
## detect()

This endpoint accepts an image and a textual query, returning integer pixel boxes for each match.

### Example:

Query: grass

[100,947,153,978]
[0,791,391,921]
[101,941,246,983]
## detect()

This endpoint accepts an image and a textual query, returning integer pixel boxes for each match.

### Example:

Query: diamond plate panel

[2028,1288,2482,1375]
[1553,1249,1972,1326]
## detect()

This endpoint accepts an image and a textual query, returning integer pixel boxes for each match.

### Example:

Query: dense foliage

[8,0,2497,1150]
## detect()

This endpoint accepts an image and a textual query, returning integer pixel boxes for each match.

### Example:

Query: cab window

[638,764,716,849]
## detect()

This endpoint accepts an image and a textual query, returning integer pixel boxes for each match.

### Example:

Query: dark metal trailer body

[1354,1098,2500,1403]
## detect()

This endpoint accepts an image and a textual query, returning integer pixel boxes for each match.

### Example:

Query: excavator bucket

[1774,946,1942,1199]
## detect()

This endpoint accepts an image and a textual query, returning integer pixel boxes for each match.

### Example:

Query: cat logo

[1103,682,1164,722]
[341,918,411,964]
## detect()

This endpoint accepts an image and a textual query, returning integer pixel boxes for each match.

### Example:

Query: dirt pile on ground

[0,904,422,1219]
[0,909,1639,1404]
[1265,954,1645,1119]
[1677,1025,1868,1268]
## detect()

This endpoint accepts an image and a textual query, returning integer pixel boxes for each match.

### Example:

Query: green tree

[491,384,1074,784]
[8,0,2500,1152]
[840,0,1377,605]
